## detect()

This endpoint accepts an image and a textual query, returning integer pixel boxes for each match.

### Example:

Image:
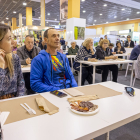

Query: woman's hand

[112,52,116,55]
[120,51,123,54]
[0,49,6,69]
[88,58,98,62]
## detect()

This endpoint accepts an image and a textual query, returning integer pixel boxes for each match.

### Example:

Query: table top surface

[2,81,140,140]
[114,53,129,56]
[21,66,31,73]
[78,59,134,66]
[66,55,76,58]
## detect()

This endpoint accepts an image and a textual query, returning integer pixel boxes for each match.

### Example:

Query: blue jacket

[130,45,140,60]
[30,50,77,93]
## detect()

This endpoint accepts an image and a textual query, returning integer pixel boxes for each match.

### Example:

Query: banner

[60,0,68,23]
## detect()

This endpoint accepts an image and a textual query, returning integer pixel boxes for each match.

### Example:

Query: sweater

[68,47,78,55]
[130,45,140,60]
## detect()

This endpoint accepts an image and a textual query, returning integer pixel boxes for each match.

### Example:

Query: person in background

[125,35,134,48]
[108,43,116,55]
[81,42,83,48]
[68,42,78,55]
[12,40,17,54]
[0,23,25,100]
[75,42,79,50]
[57,43,63,54]
[98,37,103,45]
[62,41,69,50]
[114,41,126,70]
[74,38,96,85]
[38,40,47,50]
[17,35,41,95]
[60,38,65,45]
[134,41,138,47]
[30,28,77,93]
[104,35,111,43]
[95,39,118,82]
[130,45,140,60]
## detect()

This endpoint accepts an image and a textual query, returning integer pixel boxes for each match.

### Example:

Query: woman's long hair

[0,23,14,77]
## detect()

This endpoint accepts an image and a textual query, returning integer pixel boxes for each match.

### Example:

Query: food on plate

[70,101,98,112]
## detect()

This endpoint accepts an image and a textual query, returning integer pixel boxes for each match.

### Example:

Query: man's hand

[26,58,31,65]
[13,51,17,54]
[88,58,98,62]
[120,51,123,54]
[112,52,116,55]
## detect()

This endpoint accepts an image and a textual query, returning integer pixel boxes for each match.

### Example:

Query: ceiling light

[114,16,117,18]
[6,17,9,20]
[100,13,102,15]
[106,22,108,23]
[94,20,96,22]
[127,18,129,20]
[46,22,48,23]
[23,2,27,5]
[55,19,57,21]
[122,9,125,11]
[93,24,95,25]
[48,13,50,15]
[104,4,107,6]
[32,20,34,21]
[83,10,86,13]
[13,11,16,13]
[39,17,40,19]
[82,0,85,1]
[137,12,140,14]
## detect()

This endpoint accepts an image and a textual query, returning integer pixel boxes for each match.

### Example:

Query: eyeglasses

[127,37,131,38]
[103,43,108,45]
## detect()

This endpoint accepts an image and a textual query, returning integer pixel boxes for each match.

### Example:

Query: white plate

[70,107,99,116]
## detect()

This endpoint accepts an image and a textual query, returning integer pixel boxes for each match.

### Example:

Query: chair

[125,54,132,77]
[133,55,140,87]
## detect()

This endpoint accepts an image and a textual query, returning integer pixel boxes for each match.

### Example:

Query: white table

[78,60,134,86]
[66,55,76,72]
[2,81,140,140]
[21,66,31,73]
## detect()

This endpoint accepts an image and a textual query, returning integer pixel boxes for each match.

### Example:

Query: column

[19,13,22,27]
[134,22,138,32]
[102,27,105,35]
[68,0,80,19]
[8,21,11,26]
[12,18,17,30]
[41,0,45,26]
[26,7,32,26]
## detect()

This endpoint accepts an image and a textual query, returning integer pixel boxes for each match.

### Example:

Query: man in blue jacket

[130,45,140,60]
[30,28,77,93]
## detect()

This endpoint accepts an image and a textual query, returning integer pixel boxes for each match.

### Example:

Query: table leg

[93,66,96,84]
[79,63,82,86]
[130,62,134,87]
[106,132,109,140]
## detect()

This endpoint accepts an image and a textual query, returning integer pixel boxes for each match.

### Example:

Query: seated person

[125,35,134,48]
[95,39,118,82]
[75,42,79,50]
[0,24,25,100]
[38,40,47,50]
[114,41,126,70]
[130,45,140,60]
[108,43,116,55]
[73,38,96,85]
[57,43,63,54]
[30,28,77,93]
[12,40,17,54]
[68,42,78,55]
[17,35,41,95]
[62,41,69,50]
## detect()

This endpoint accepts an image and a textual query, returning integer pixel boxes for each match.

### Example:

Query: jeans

[96,65,118,82]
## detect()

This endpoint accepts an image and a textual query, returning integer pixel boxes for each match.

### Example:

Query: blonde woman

[95,39,118,82]
[73,38,96,85]
[0,23,25,100]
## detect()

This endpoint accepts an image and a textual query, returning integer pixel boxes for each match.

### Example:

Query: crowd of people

[0,23,140,100]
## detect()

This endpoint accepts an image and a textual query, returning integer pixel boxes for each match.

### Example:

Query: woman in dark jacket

[95,39,118,82]
[114,41,126,70]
